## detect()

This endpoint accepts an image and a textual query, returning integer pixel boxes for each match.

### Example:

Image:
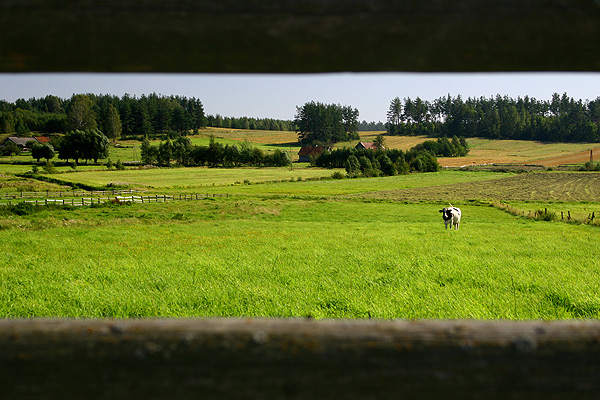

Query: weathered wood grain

[1,0,599,72]
[1,319,599,399]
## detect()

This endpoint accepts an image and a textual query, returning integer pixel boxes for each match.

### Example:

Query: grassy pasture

[1,199,599,318]
[39,169,507,194]
[1,169,599,319]
[47,166,342,190]
[1,131,600,319]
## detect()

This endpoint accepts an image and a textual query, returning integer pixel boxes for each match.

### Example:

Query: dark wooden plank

[1,0,599,72]
[1,319,599,399]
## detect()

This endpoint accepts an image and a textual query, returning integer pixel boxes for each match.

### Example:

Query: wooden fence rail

[0,189,138,200]
[0,319,599,399]
[0,193,229,207]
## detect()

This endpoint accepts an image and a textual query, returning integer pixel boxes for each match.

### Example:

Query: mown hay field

[356,172,600,202]
[438,138,600,167]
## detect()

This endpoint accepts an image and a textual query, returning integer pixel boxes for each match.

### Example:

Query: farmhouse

[1,136,50,152]
[355,142,383,150]
[298,145,331,162]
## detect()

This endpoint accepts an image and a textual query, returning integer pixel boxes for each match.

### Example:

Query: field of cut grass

[1,198,599,318]
[439,138,600,167]
[358,171,600,202]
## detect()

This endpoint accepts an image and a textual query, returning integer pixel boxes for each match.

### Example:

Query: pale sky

[1,73,600,123]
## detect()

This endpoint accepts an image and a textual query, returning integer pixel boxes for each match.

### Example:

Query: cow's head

[439,207,452,221]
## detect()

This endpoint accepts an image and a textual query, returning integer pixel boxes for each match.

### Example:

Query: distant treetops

[294,101,360,145]
[385,93,600,143]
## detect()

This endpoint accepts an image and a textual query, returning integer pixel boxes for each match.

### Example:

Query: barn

[298,145,331,162]
[355,142,383,151]
[1,136,50,152]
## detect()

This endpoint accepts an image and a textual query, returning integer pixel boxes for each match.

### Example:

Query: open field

[1,198,599,318]
[37,169,507,194]
[1,132,600,319]
[44,166,342,190]
[1,167,599,318]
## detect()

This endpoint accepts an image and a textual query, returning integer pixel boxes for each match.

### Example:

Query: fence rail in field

[0,193,229,207]
[0,189,138,200]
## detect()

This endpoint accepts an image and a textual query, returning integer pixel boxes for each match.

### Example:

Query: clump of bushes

[580,161,600,171]
[314,145,438,178]
[140,135,290,168]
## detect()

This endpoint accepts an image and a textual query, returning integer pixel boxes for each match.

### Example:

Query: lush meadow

[1,166,599,319]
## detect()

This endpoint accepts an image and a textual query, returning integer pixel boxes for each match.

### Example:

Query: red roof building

[355,142,382,151]
[34,136,51,144]
[298,146,331,162]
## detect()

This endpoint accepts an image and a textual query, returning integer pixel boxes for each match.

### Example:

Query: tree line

[0,93,207,139]
[357,120,386,131]
[386,93,600,142]
[0,94,299,138]
[206,115,294,131]
[140,135,290,168]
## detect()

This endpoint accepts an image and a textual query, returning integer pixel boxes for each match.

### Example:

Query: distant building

[34,136,52,144]
[1,137,36,151]
[298,145,331,162]
[1,136,51,152]
[355,142,382,151]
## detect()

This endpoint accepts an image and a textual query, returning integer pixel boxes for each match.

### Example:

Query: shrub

[43,161,56,174]
[331,171,345,179]
[3,202,40,216]
[581,161,600,171]
[534,209,557,221]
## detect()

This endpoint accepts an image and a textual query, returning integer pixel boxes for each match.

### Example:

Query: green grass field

[1,131,599,319]
[1,166,599,319]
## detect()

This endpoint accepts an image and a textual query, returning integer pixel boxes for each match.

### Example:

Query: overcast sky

[1,72,599,123]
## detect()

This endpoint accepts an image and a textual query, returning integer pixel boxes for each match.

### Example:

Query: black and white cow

[439,205,461,230]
